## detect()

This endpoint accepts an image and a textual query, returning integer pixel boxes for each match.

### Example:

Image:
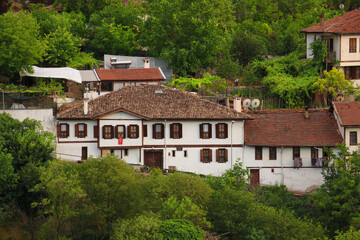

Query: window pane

[203,124,208,132]
[61,124,67,131]
[79,124,84,131]
[156,124,161,132]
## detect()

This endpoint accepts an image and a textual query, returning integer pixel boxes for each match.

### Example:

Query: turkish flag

[118,137,123,145]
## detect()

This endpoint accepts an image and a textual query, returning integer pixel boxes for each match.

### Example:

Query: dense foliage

[0,116,359,239]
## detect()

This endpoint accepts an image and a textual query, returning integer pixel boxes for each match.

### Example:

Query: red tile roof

[95,68,165,81]
[333,101,360,126]
[245,109,343,147]
[57,85,251,120]
[300,9,360,34]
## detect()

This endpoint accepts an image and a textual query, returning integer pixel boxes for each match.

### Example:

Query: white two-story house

[244,108,343,192]
[333,101,360,152]
[301,9,360,87]
[56,85,251,176]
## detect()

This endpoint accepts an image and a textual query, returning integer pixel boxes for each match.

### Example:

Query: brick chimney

[320,14,324,27]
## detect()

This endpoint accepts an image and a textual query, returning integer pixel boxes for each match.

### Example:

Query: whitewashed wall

[345,127,360,152]
[57,142,100,162]
[99,112,143,147]
[0,109,56,133]
[244,146,325,192]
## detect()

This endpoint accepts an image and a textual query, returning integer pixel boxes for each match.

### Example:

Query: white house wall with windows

[56,85,250,176]
[244,109,343,192]
[333,102,360,152]
[301,9,360,87]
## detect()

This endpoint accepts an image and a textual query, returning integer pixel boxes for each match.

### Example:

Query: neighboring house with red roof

[244,108,343,192]
[300,9,360,87]
[56,85,251,176]
[95,68,166,92]
[333,101,360,151]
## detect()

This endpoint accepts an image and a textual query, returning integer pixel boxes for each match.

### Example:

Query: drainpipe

[231,120,235,168]
[281,146,284,185]
[164,119,167,170]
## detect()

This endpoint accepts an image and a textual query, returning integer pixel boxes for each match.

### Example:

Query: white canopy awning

[20,66,82,83]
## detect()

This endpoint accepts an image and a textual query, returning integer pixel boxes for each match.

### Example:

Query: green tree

[312,67,355,106]
[112,212,163,240]
[207,187,326,240]
[314,144,360,235]
[142,0,234,76]
[159,219,204,240]
[32,160,85,239]
[77,154,139,234]
[159,197,210,228]
[0,11,46,78]
[43,26,96,68]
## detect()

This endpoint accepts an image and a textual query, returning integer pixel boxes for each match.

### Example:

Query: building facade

[56,85,250,176]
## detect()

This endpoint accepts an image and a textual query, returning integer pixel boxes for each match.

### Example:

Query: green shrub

[159,219,204,240]
[112,212,163,240]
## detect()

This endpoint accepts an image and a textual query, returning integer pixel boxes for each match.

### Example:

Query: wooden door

[144,150,163,169]
[250,169,260,186]
[81,147,88,160]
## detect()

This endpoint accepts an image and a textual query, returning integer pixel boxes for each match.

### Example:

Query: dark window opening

[269,147,277,160]
[255,146,262,160]
[350,131,358,145]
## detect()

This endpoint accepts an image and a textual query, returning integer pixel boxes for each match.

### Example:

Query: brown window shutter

[216,149,219,162]
[152,124,156,139]
[143,125,147,137]
[123,125,126,138]
[170,123,174,138]
[208,124,212,138]
[102,126,106,139]
[135,125,139,138]
[161,124,164,139]
[66,123,69,138]
[127,125,131,138]
[224,124,228,138]
[57,124,61,137]
[84,124,87,137]
[179,123,182,138]
[115,125,119,138]
[225,149,228,162]
[216,123,219,138]
[200,149,204,162]
[209,149,212,162]
[94,125,99,138]
[200,123,204,139]
[75,124,79,138]
[111,126,114,138]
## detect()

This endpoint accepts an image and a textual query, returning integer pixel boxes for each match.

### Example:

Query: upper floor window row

[200,123,228,139]
[103,125,139,139]
[58,123,87,139]
[152,123,183,139]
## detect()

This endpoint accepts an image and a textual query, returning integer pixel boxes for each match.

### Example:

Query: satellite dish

[252,99,260,108]
[243,99,251,108]
[336,94,344,102]
[339,4,344,9]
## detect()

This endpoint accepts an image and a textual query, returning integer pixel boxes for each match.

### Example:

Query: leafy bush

[159,197,210,228]
[335,227,360,240]
[207,187,326,240]
[159,219,204,240]
[112,212,163,240]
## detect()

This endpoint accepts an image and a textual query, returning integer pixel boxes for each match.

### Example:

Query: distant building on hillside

[301,9,360,88]
[103,55,173,82]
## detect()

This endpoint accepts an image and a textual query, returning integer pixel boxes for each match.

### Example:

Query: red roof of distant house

[95,68,165,81]
[333,101,360,126]
[300,9,360,34]
[245,109,343,147]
